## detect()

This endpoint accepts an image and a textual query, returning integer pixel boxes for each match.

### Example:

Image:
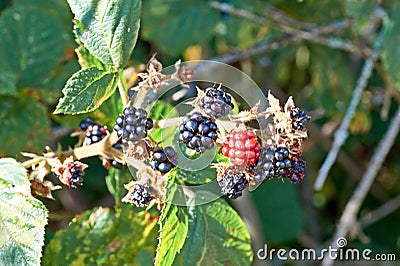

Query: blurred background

[0,0,399,264]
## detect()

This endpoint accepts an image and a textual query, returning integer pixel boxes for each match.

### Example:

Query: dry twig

[322,105,400,266]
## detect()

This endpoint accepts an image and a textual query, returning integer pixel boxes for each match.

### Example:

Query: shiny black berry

[199,86,234,119]
[83,122,108,145]
[217,166,248,199]
[286,155,306,183]
[253,145,292,181]
[150,146,177,174]
[69,164,84,187]
[113,107,153,143]
[129,184,153,207]
[179,112,218,153]
[79,117,94,131]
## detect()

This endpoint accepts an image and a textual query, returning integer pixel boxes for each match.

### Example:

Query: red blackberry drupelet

[221,130,261,166]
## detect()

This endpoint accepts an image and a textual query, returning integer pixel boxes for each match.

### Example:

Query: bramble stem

[322,104,400,266]
[314,28,385,191]
[118,70,130,108]
[22,132,124,168]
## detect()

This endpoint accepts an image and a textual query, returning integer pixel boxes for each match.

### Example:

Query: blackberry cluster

[69,163,84,187]
[78,118,108,145]
[199,86,234,119]
[179,112,218,153]
[113,107,153,142]
[253,146,292,181]
[217,166,248,199]
[107,140,124,169]
[128,183,153,207]
[290,107,310,131]
[85,124,108,145]
[79,117,94,131]
[150,146,177,174]
[221,130,261,166]
[286,155,305,184]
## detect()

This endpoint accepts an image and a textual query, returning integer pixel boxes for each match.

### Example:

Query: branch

[314,29,385,191]
[209,2,365,56]
[322,104,400,266]
[359,194,400,229]
[209,19,350,64]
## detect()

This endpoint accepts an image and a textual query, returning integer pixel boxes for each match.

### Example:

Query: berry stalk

[118,70,130,108]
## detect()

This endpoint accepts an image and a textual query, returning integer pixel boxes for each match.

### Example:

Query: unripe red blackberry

[113,107,153,143]
[221,130,261,166]
[179,112,218,153]
[199,86,234,119]
[150,146,177,174]
[290,107,310,131]
[217,166,248,199]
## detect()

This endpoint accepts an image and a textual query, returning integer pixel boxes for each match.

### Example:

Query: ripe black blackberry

[78,117,95,131]
[217,166,248,199]
[149,146,177,174]
[253,145,292,181]
[84,123,108,145]
[128,183,153,207]
[178,112,218,153]
[199,86,234,119]
[69,163,84,187]
[286,155,305,184]
[290,107,310,131]
[113,107,153,142]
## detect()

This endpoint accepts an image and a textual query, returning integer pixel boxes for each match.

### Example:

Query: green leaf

[43,205,158,265]
[54,67,118,114]
[0,158,48,266]
[41,60,81,105]
[0,60,17,95]
[68,0,141,68]
[14,0,73,31]
[382,3,400,90]
[76,45,109,71]
[175,152,229,185]
[149,101,179,145]
[253,178,304,243]
[155,181,188,266]
[176,166,217,185]
[221,0,264,49]
[142,0,220,55]
[0,95,50,156]
[105,168,133,205]
[174,192,253,265]
[0,5,68,87]
[96,87,124,129]
[345,0,378,35]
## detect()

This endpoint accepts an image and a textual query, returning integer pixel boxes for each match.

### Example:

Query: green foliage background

[0,0,399,265]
